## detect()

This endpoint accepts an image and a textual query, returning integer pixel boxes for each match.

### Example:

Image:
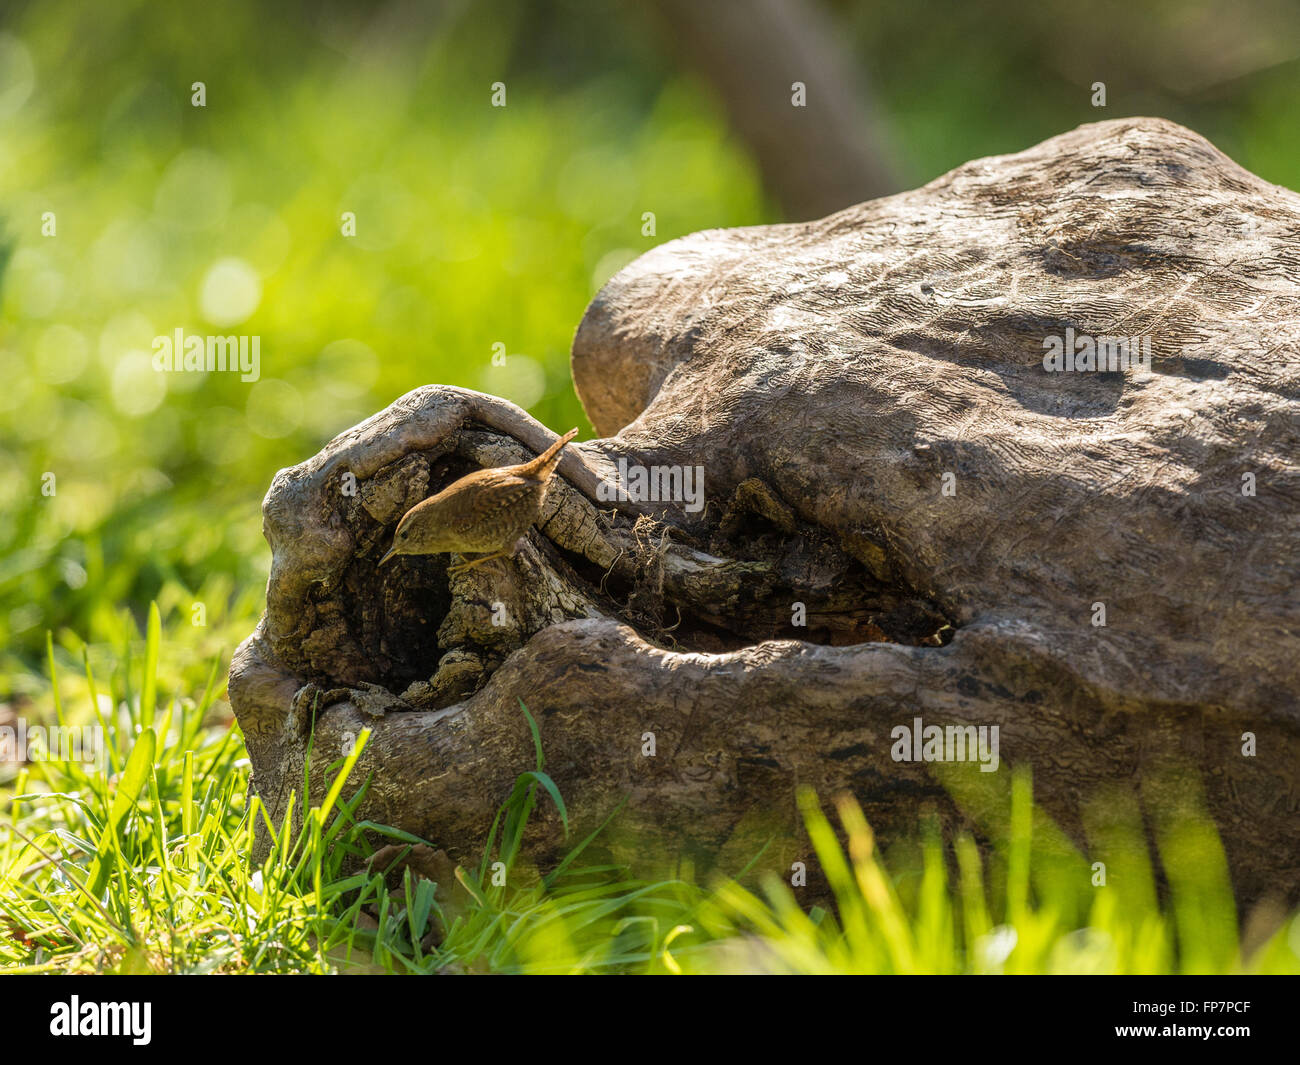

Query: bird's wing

[451,473,539,534]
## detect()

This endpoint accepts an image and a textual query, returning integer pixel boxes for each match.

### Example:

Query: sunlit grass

[0,0,769,672]
[2,609,1296,975]
[676,784,1298,975]
[0,608,697,973]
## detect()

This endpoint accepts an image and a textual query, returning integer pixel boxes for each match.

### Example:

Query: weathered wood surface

[230,118,1300,902]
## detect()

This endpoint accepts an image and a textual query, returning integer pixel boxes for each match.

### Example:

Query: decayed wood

[231,118,1300,904]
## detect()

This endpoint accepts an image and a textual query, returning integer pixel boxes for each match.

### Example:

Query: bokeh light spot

[478,354,547,411]
[200,257,262,326]
[111,350,167,416]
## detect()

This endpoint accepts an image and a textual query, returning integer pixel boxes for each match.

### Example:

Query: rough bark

[231,117,1300,904]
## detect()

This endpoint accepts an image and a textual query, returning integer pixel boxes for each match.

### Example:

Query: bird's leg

[447,550,511,575]
[447,538,529,575]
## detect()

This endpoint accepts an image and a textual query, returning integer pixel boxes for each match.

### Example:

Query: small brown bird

[379,428,578,573]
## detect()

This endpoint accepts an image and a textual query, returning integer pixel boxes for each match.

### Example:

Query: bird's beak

[379,546,398,566]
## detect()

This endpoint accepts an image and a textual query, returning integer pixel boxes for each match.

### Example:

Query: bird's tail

[520,427,578,480]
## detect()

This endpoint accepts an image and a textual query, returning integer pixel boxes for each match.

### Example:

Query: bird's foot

[447,550,511,575]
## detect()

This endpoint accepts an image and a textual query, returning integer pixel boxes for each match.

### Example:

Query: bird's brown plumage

[380,428,578,568]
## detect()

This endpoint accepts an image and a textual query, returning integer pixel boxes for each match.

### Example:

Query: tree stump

[230,118,1300,904]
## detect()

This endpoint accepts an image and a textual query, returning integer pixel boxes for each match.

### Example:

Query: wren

[379,428,578,573]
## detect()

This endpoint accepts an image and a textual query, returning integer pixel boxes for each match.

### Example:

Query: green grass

[2,608,1297,975]
[0,0,770,681]
[4,2,1300,976]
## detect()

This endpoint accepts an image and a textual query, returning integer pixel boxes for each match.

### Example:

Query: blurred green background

[2,0,1298,695]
